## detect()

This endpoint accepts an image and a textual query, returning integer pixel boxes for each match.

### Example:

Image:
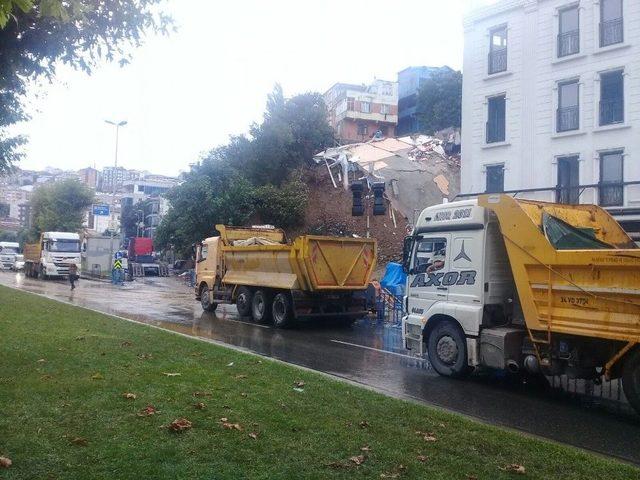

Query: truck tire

[251,290,272,324]
[236,287,253,317]
[272,292,293,328]
[622,348,640,415]
[427,320,470,378]
[200,284,218,312]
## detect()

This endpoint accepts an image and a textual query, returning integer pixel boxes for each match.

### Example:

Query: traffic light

[372,182,386,215]
[350,181,364,216]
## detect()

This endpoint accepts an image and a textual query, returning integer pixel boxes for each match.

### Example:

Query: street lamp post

[104,119,127,280]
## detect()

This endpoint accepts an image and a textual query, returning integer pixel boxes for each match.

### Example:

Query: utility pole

[104,120,127,275]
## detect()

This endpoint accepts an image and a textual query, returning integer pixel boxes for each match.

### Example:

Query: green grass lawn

[0,286,638,480]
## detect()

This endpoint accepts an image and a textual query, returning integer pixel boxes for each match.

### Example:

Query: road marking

[330,339,420,360]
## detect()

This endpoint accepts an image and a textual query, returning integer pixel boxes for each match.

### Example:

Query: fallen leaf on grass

[162,372,181,377]
[359,421,370,428]
[193,391,212,397]
[90,373,103,380]
[380,465,407,478]
[0,456,11,468]
[40,374,53,381]
[417,455,428,463]
[240,392,247,397]
[193,402,206,410]
[248,432,258,440]
[500,464,526,475]
[293,380,305,388]
[121,341,132,347]
[190,352,203,357]
[222,422,243,431]
[122,393,137,400]
[69,437,88,447]
[220,417,228,422]
[137,405,158,416]
[467,475,478,480]
[234,374,248,379]
[415,431,436,442]
[137,353,152,360]
[75,336,85,341]
[227,362,234,367]
[37,358,46,363]
[168,418,192,433]
[360,445,370,452]
[349,455,366,466]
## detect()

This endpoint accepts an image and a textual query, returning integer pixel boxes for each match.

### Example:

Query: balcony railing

[488,48,507,75]
[556,105,579,132]
[599,182,624,207]
[599,98,624,125]
[557,30,580,57]
[486,119,505,144]
[600,18,623,47]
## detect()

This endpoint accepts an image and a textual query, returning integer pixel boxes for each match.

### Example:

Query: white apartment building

[461,0,640,234]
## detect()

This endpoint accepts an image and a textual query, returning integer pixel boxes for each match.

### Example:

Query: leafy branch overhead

[0,0,173,174]
[154,85,334,257]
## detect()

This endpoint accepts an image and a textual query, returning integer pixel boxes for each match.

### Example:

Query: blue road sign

[92,204,110,216]
[115,251,123,260]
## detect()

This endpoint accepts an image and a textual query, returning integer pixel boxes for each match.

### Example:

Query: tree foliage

[0,0,171,174]
[155,86,332,256]
[29,179,94,236]
[416,68,462,134]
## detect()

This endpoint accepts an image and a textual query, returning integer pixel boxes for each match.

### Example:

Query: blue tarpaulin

[380,262,407,297]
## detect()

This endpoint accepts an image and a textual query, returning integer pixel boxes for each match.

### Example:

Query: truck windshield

[543,213,615,250]
[49,240,80,252]
[0,247,18,254]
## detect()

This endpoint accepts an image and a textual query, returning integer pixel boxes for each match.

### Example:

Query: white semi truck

[402,194,640,413]
[0,241,20,270]
[24,232,81,279]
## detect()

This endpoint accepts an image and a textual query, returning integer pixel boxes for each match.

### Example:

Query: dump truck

[0,241,20,270]
[195,225,377,328]
[24,232,81,279]
[402,194,640,414]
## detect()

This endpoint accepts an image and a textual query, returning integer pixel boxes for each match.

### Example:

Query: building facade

[78,167,99,189]
[462,0,639,233]
[397,66,452,136]
[324,79,398,143]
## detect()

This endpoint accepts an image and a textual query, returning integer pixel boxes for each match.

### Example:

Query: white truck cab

[402,200,515,375]
[0,242,20,270]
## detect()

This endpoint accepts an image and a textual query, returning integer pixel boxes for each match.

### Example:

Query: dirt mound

[287,168,408,272]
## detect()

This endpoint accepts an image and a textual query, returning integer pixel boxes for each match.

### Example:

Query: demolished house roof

[314,135,460,224]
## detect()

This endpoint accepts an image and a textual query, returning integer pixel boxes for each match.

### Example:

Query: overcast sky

[16,0,496,177]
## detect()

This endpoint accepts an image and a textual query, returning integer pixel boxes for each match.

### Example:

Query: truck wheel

[427,320,470,378]
[272,292,293,328]
[622,348,640,415]
[236,286,253,317]
[200,284,218,312]
[251,290,272,324]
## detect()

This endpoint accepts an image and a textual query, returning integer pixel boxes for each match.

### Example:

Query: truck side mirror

[402,236,413,273]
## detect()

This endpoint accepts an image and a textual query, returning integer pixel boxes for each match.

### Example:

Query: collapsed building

[313,134,461,228]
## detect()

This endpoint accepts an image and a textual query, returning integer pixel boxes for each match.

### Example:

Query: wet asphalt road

[1,271,639,465]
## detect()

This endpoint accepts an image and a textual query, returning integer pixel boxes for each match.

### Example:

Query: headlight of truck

[406,323,423,337]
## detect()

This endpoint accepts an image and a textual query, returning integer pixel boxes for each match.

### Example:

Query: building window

[557,80,579,132]
[599,70,624,126]
[558,5,579,57]
[556,156,580,204]
[485,165,504,193]
[488,25,507,75]
[361,102,371,113]
[599,150,624,207]
[380,104,390,115]
[357,123,368,135]
[486,94,506,143]
[347,98,354,111]
[600,0,623,47]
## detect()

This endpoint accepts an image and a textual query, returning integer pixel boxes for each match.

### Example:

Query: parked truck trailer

[402,194,640,414]
[195,225,377,328]
[24,232,81,279]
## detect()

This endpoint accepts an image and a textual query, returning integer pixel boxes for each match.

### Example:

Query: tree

[0,0,171,174]
[155,86,334,256]
[29,179,94,235]
[416,68,462,134]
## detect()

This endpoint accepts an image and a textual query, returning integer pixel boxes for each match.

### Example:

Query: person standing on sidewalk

[68,264,78,290]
